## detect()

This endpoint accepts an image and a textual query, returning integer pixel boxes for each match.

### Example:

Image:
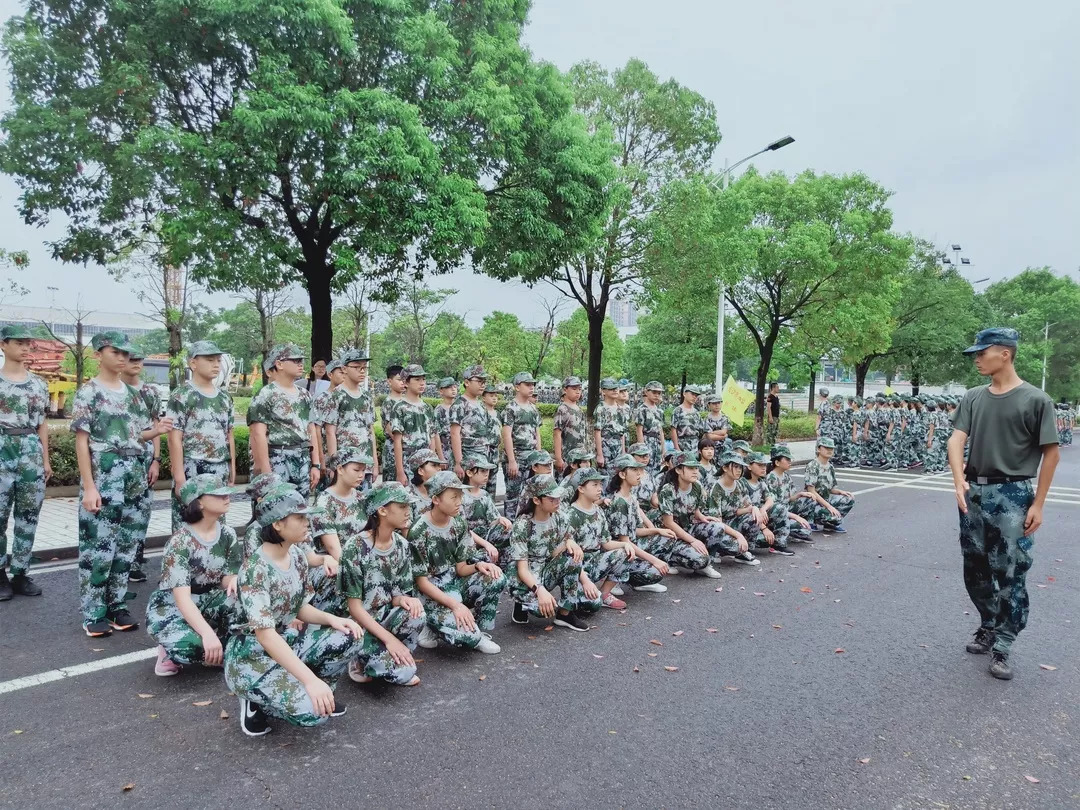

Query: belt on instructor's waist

[965,474,1030,485]
[268,442,309,451]
[101,447,147,458]
[0,427,37,436]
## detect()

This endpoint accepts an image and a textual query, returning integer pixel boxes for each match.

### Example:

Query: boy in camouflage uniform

[379,364,406,483]
[248,344,322,498]
[501,372,542,520]
[391,364,441,486]
[633,381,666,473]
[848,397,867,467]
[434,377,457,461]
[0,325,51,599]
[322,349,379,483]
[792,437,855,532]
[815,387,830,435]
[702,394,731,451]
[670,386,704,453]
[552,376,587,476]
[167,340,236,532]
[449,366,497,495]
[593,378,628,478]
[73,332,171,636]
[120,348,162,583]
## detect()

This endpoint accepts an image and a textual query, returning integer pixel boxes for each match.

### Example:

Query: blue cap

[963,327,1019,355]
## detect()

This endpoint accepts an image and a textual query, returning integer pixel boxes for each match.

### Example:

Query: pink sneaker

[154,645,181,677]
[602,593,627,610]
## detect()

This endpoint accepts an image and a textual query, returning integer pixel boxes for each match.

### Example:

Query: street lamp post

[712,136,795,393]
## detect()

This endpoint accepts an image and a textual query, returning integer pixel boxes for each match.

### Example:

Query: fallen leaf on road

[608,730,617,734]
[772,625,783,630]
[1024,774,1040,784]
[962,775,972,781]
[835,648,846,654]
[800,586,813,594]
[858,758,870,764]
[632,666,640,673]
[137,693,154,699]
[593,654,604,659]
[753,592,766,597]
[92,648,104,652]
[919,644,929,649]
[663,666,679,672]
[715,587,723,592]
[647,653,658,658]
[778,578,784,583]
[527,635,537,640]
[649,639,663,646]
[1039,664,1057,671]
[706,628,718,633]
[1046,576,1055,582]
[219,709,229,720]
[617,623,628,627]
[478,675,486,681]
[724,685,740,692]
[192,700,213,707]
[13,730,24,735]
[122,783,136,792]
[671,599,681,604]
[544,625,554,632]
[672,630,684,637]
[148,714,157,719]
[1035,584,1048,589]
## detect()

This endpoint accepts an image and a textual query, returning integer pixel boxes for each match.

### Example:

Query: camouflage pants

[643,434,664,474]
[791,493,854,529]
[307,563,345,616]
[637,532,709,572]
[509,553,593,614]
[959,480,1035,655]
[764,501,792,549]
[379,434,395,485]
[485,524,511,563]
[726,513,768,549]
[582,547,630,585]
[424,569,507,648]
[784,513,813,543]
[78,454,151,622]
[923,438,948,474]
[1061,427,1072,446]
[0,435,45,575]
[171,458,230,533]
[146,587,239,665]
[765,419,779,448]
[224,623,364,727]
[689,520,741,556]
[597,437,624,484]
[269,446,311,499]
[357,604,426,685]
[502,452,531,520]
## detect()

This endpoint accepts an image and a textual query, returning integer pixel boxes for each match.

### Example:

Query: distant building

[0,304,158,341]
[607,296,638,329]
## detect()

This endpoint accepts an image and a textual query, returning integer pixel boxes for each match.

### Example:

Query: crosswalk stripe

[0,648,158,696]
[793,468,1079,505]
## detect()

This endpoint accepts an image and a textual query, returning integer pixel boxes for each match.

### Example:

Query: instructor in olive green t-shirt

[948,327,1060,682]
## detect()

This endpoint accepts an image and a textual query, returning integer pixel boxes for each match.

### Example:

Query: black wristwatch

[529,583,539,594]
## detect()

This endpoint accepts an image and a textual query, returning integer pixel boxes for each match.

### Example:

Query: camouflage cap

[462,364,488,380]
[512,371,536,385]
[255,486,322,527]
[670,450,702,468]
[819,387,830,397]
[526,473,565,500]
[438,377,457,390]
[830,394,844,404]
[90,331,133,353]
[747,451,770,465]
[408,448,445,470]
[566,447,596,463]
[567,467,605,490]
[562,376,582,388]
[926,400,938,410]
[463,454,497,470]
[617,379,632,390]
[963,326,1019,355]
[402,363,427,380]
[247,473,286,502]
[719,451,748,468]
[600,377,618,391]
[178,474,238,506]
[328,447,373,469]
[263,343,305,373]
[325,359,343,374]
[0,324,34,340]
[528,450,554,467]
[816,437,836,449]
[627,442,651,457]
[187,340,224,358]
[770,444,793,460]
[362,482,411,518]
[126,345,146,361]
[482,382,500,395]
[706,394,723,405]
[732,440,753,453]
[644,380,664,392]
[611,453,646,471]
[340,348,370,364]
[684,385,701,397]
[426,470,469,498]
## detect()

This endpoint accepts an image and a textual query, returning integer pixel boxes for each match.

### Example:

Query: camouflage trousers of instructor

[268,446,311,499]
[765,419,779,449]
[423,568,507,648]
[146,587,239,665]
[0,434,46,575]
[78,452,151,622]
[959,480,1035,656]
[224,623,364,728]
[171,458,230,532]
[356,604,426,685]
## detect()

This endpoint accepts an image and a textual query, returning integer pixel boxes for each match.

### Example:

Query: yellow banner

[883,385,894,395]
[721,376,755,426]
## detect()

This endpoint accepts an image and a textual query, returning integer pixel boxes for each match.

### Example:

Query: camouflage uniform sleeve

[425,402,436,438]
[391,536,415,597]
[406,522,431,578]
[296,545,315,605]
[390,402,406,436]
[309,494,334,539]
[69,384,95,435]
[159,534,192,590]
[658,484,676,517]
[606,497,631,539]
[453,517,485,564]
[239,558,276,630]
[246,388,271,426]
[500,402,515,429]
[337,539,365,601]
[166,387,189,432]
[448,397,465,426]
[222,527,242,575]
[803,460,821,492]
[507,517,530,561]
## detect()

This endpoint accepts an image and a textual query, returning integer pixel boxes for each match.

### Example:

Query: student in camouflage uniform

[697,438,720,493]
[248,344,322,498]
[322,350,379,482]
[505,474,591,632]
[391,364,440,486]
[764,445,814,543]
[514,449,557,516]
[73,332,171,636]
[0,325,50,599]
[481,383,504,485]
[627,443,661,522]
[702,395,731,451]
[657,452,738,576]
[448,366,496,494]
[337,482,426,687]
[743,451,795,555]
[434,377,457,460]
[379,364,406,483]
[884,397,903,469]
[633,381,667,473]
[603,454,674,593]
[922,399,946,474]
[731,439,752,458]
[404,448,445,523]
[828,395,853,468]
[565,468,634,610]
[706,453,768,552]
[120,348,162,583]
[461,456,512,557]
[224,486,364,735]
[592,378,626,476]
[815,387,831,435]
[792,437,855,532]
[408,471,505,653]
[147,475,240,676]
[166,341,235,533]
[847,397,867,467]
[501,372,542,520]
[310,359,344,485]
[552,376,587,476]
[670,387,703,453]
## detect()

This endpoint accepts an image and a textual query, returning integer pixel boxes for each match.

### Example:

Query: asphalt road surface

[1,455,1077,809]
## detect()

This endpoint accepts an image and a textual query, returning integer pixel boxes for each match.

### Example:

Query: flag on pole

[883,385,894,395]
[721,376,755,426]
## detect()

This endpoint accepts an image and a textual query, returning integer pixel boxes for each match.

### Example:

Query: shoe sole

[632,586,667,593]
[730,559,760,566]
[155,666,181,677]
[330,706,347,717]
[84,626,112,638]
[510,617,530,625]
[989,667,1013,680]
[416,640,438,649]
[239,700,272,737]
[552,618,589,632]
[965,646,991,655]
[108,621,140,632]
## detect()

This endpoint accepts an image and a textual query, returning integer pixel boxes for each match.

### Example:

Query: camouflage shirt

[380,396,402,438]
[743,477,769,507]
[337,530,415,612]
[157,523,240,591]
[407,486,432,524]
[233,544,312,634]
[764,470,798,505]
[699,461,720,494]
[605,492,641,541]
[434,403,453,453]
[553,402,588,455]
[803,459,837,498]
[594,403,628,446]
[246,382,312,447]
[449,395,499,455]
[703,413,730,436]
[565,503,611,552]
[70,379,149,454]
[166,382,234,463]
[670,405,704,446]
[633,402,665,439]
[635,470,659,513]
[391,399,436,454]
[0,370,48,431]
[462,488,501,536]
[501,399,541,452]
[707,479,749,521]
[323,386,375,457]
[658,480,707,531]
[407,513,483,581]
[508,511,571,573]
[311,489,366,551]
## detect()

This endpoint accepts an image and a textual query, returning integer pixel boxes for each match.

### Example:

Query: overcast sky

[2,0,1077,328]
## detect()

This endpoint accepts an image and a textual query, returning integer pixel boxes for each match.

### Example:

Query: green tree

[0,247,30,307]
[474,311,541,382]
[1,0,611,360]
[548,309,624,381]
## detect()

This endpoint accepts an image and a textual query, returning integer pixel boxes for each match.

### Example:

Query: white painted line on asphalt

[30,549,165,575]
[0,648,157,696]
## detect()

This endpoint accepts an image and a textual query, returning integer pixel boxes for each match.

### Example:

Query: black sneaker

[553,611,589,632]
[11,573,43,596]
[769,546,795,557]
[965,627,995,655]
[330,698,347,717]
[128,566,148,583]
[107,609,139,632]
[989,651,1013,680]
[730,552,760,566]
[0,570,12,601]
[511,602,530,625]
[239,697,271,737]
[84,619,113,637]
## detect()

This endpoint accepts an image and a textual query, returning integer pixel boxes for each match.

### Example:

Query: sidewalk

[26,441,818,561]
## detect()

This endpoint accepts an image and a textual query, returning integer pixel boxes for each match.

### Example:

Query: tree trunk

[74,320,85,388]
[307,268,334,362]
[854,358,873,398]
[807,364,816,413]
[885,369,894,386]
[585,307,605,417]
[911,369,921,395]
[752,329,779,445]
[167,316,183,389]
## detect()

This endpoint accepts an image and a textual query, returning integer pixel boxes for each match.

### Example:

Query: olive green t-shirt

[952,382,1058,479]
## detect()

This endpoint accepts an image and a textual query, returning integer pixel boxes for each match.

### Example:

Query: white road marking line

[0,648,157,696]
[30,549,165,575]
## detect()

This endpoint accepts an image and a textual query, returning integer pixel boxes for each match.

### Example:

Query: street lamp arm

[722,148,769,179]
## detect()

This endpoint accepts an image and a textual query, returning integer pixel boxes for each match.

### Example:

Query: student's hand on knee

[566,541,583,564]
[690,539,708,557]
[323,557,339,578]
[654,560,669,576]
[401,596,424,619]
[223,575,238,598]
[581,577,600,602]
[735,533,748,553]
[304,678,335,717]
[201,633,224,667]
[477,561,502,580]
[537,588,556,617]
[451,602,476,631]
[387,638,414,667]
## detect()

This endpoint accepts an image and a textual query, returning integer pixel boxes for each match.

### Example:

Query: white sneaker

[633,582,668,593]
[610,585,625,596]
[347,658,372,683]
[697,564,722,579]
[417,626,439,649]
[731,552,760,566]
[475,633,501,654]
[666,566,681,575]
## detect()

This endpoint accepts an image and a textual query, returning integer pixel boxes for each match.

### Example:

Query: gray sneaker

[966,627,995,655]
[989,651,1013,680]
